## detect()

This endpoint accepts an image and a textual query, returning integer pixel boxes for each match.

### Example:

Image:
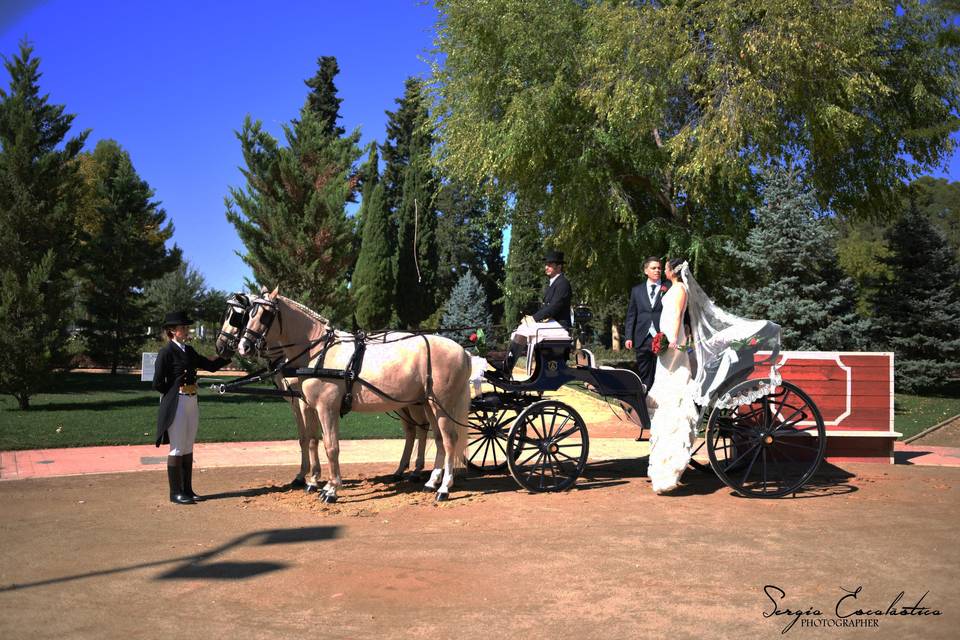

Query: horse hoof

[435,492,449,502]
[305,484,318,494]
[321,494,338,504]
[423,486,437,493]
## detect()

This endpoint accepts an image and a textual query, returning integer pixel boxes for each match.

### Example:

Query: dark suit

[532,273,572,328]
[152,342,230,447]
[624,279,671,390]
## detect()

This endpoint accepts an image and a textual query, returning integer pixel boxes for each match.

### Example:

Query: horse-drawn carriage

[214,291,828,500]
[465,337,827,498]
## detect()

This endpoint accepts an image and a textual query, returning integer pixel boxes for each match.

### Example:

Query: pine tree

[352,145,396,329]
[724,167,870,351]
[441,271,492,343]
[301,56,345,137]
[386,79,439,328]
[871,200,960,393]
[143,261,206,331]
[226,57,360,323]
[76,140,179,373]
[503,203,545,327]
[435,182,507,324]
[0,42,88,409]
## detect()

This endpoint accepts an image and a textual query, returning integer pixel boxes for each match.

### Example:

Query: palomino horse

[214,294,432,489]
[236,288,472,502]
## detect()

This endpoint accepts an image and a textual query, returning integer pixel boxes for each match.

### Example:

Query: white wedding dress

[646,282,699,494]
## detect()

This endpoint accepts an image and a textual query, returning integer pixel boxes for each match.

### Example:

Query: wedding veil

[679,262,782,406]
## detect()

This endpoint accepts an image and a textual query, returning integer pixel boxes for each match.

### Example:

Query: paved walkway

[2,438,958,481]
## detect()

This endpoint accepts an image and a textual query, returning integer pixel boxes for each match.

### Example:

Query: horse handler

[152,311,232,505]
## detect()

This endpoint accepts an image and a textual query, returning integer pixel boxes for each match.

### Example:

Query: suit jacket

[532,273,572,328]
[624,280,672,345]
[152,342,230,446]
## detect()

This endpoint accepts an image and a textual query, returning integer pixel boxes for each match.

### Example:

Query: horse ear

[270,285,279,299]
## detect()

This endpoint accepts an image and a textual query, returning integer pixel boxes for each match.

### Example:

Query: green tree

[435,181,507,323]
[386,78,440,327]
[300,56,346,137]
[503,201,544,327]
[75,140,179,373]
[441,271,492,343]
[724,168,870,351]
[143,261,206,330]
[226,57,360,323]
[352,145,396,329]
[0,42,88,409]
[432,0,960,300]
[871,201,960,393]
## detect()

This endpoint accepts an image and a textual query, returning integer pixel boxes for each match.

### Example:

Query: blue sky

[0,0,439,292]
[2,1,958,294]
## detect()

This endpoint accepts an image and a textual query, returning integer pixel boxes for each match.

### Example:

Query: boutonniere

[659,285,668,293]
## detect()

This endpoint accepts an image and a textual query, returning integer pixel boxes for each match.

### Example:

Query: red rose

[749,337,758,347]
[469,333,478,342]
[660,285,668,292]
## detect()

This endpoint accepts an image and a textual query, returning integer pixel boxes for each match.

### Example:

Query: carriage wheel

[706,380,826,498]
[466,393,521,473]
[687,413,712,473]
[506,401,589,492]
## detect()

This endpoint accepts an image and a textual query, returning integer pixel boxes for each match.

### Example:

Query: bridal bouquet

[652,332,694,354]
[651,331,669,354]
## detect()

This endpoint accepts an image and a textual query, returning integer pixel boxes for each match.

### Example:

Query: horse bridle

[241,295,281,357]
[215,293,251,357]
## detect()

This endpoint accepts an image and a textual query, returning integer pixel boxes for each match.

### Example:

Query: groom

[624,256,671,391]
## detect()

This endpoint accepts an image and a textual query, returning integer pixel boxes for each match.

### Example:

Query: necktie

[650,283,657,299]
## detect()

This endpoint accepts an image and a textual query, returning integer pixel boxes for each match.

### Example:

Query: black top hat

[544,250,565,264]
[162,311,193,327]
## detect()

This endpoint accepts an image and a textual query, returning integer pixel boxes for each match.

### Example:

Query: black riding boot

[167,456,194,505]
[182,453,202,502]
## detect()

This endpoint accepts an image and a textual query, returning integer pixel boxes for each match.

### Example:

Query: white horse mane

[278,295,331,327]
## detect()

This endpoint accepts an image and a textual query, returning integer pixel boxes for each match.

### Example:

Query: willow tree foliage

[0,43,88,409]
[226,57,360,322]
[431,0,960,299]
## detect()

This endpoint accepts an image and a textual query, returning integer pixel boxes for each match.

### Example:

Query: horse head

[238,286,281,357]
[215,292,251,358]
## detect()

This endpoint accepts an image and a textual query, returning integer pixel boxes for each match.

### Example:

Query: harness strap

[339,331,367,417]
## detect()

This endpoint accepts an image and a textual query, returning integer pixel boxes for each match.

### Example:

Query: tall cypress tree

[301,56,345,137]
[352,145,396,329]
[871,200,960,393]
[226,57,360,323]
[503,202,545,327]
[76,140,179,373]
[724,167,870,351]
[384,78,439,328]
[0,42,88,409]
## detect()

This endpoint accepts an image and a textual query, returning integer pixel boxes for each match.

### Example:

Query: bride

[646,258,699,494]
[644,258,783,494]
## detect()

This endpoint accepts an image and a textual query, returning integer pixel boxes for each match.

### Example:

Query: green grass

[894,392,960,440]
[3,373,958,450]
[0,373,405,450]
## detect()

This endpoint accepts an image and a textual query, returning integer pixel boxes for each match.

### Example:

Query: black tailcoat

[532,273,573,328]
[152,342,230,447]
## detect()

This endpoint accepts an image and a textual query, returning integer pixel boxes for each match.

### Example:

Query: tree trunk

[611,320,621,351]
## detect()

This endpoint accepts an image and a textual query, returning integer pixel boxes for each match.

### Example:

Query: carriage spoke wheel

[507,400,588,493]
[466,393,521,473]
[706,380,826,498]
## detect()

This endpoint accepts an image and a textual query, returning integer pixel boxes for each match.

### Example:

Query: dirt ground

[1,459,958,640]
